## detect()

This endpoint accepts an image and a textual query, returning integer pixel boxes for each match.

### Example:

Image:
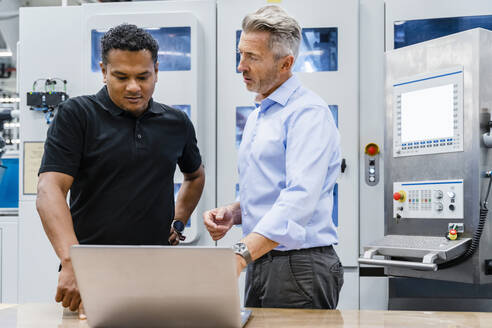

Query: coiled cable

[438,174,492,269]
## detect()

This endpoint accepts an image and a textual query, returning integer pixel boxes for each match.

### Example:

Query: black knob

[449,204,455,211]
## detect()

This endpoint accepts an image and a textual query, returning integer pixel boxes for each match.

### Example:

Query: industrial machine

[359,28,492,284]
[0,108,19,211]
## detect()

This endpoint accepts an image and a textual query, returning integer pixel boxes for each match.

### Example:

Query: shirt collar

[96,86,164,116]
[259,75,301,112]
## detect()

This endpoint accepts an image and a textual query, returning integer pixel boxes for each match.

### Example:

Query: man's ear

[280,55,295,72]
[100,62,107,83]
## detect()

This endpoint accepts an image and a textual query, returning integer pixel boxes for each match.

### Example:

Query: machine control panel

[364,143,380,186]
[393,179,463,219]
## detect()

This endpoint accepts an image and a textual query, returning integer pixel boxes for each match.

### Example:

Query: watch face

[173,220,185,233]
[234,243,246,253]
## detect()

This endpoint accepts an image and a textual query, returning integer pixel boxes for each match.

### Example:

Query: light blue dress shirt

[238,75,341,251]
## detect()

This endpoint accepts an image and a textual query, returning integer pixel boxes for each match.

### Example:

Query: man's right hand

[55,260,81,312]
[203,207,235,241]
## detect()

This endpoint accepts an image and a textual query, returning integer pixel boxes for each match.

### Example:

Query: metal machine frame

[360,28,492,284]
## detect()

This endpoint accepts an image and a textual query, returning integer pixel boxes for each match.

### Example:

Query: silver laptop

[71,245,251,328]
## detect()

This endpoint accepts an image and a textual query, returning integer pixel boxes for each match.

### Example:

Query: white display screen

[400,84,454,143]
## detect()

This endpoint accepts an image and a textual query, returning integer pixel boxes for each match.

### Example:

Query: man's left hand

[235,254,247,277]
[168,227,183,246]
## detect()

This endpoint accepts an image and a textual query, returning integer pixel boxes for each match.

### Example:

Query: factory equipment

[0,108,19,211]
[26,78,69,124]
[359,28,492,284]
[0,108,17,156]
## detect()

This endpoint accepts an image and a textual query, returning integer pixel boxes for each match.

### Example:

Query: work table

[1,303,491,327]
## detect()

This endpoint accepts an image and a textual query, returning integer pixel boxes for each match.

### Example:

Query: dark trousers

[245,245,344,309]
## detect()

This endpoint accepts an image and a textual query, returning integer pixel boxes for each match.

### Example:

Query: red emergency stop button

[393,191,406,202]
[448,229,458,240]
[365,143,380,156]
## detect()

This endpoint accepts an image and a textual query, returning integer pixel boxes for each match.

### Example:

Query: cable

[32,79,48,92]
[438,174,492,269]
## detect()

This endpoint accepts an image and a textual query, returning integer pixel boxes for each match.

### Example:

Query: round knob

[449,204,455,211]
[369,176,375,182]
[435,202,443,211]
[434,190,443,199]
[447,191,456,199]
[369,168,375,174]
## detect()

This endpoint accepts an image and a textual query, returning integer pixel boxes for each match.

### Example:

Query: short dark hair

[101,23,159,65]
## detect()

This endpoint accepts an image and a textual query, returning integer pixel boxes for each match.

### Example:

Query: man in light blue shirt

[203,5,343,309]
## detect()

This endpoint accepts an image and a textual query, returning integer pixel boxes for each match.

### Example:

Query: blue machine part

[174,183,191,227]
[172,104,191,119]
[394,15,492,49]
[91,27,191,72]
[236,27,338,73]
[0,158,19,208]
[235,106,255,148]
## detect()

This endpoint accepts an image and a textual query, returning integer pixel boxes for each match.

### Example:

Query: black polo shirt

[39,86,201,245]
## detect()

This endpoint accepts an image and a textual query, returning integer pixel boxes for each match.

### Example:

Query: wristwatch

[232,242,253,264]
[172,220,186,241]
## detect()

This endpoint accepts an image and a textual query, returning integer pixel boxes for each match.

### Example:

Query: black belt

[260,245,333,260]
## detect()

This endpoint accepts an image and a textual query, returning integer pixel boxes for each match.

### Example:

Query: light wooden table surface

[1,303,492,327]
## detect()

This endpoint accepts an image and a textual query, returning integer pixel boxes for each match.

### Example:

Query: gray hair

[242,5,301,61]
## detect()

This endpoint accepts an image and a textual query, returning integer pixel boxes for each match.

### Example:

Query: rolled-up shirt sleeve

[252,105,340,249]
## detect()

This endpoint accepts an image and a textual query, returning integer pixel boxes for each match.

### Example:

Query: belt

[259,245,333,260]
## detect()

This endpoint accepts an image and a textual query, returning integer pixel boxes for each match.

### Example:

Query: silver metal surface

[358,258,437,271]
[361,28,492,283]
[363,235,471,261]
[71,246,243,328]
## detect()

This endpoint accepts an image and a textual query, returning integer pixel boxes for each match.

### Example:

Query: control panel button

[369,168,375,174]
[367,146,377,156]
[448,229,458,240]
[447,191,456,199]
[435,202,443,211]
[434,190,443,199]
[393,191,406,202]
[449,204,455,211]
[365,143,380,156]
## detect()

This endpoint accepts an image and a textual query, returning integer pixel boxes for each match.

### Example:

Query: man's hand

[203,206,235,241]
[55,260,81,312]
[168,225,186,246]
[169,227,180,245]
[235,254,247,277]
[78,302,87,320]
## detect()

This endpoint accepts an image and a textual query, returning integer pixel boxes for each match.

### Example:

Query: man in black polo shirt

[36,24,205,316]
